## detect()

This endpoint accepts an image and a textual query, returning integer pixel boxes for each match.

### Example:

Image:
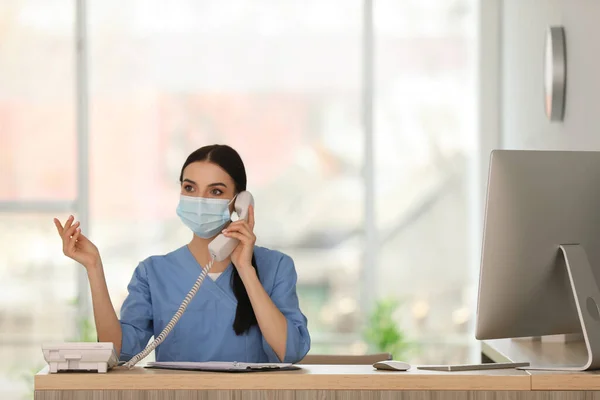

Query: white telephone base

[42,342,119,373]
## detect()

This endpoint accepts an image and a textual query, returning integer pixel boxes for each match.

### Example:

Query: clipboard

[145,361,300,372]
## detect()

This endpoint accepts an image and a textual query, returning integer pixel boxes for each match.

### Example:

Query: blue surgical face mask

[176,195,235,239]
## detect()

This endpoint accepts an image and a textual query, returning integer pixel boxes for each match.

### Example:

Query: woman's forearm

[239,268,288,361]
[86,260,123,355]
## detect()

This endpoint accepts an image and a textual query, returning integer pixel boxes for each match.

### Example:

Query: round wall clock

[544,26,566,121]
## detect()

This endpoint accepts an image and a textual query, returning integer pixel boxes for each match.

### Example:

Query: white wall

[501,0,600,149]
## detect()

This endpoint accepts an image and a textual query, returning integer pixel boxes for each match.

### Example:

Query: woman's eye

[184,185,195,192]
[210,189,223,196]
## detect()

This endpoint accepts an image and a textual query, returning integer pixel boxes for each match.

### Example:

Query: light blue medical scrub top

[118,245,311,364]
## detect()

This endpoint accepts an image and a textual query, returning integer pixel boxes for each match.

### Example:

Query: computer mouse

[373,360,411,371]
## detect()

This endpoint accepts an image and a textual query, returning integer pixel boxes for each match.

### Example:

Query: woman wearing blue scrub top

[53,145,311,364]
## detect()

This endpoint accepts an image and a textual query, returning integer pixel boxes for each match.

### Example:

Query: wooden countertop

[35,364,531,391]
[483,338,600,390]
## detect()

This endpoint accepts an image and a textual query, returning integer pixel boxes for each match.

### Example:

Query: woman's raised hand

[54,216,101,270]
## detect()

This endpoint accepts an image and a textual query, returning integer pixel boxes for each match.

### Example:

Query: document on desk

[145,361,299,372]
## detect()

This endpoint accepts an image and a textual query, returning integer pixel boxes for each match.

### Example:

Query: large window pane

[0,1,76,398]
[0,0,76,202]
[374,0,477,363]
[88,0,364,353]
[0,4,483,398]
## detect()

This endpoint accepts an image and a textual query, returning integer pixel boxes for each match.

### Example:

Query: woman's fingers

[71,227,81,243]
[54,217,99,267]
[64,221,80,240]
[67,228,81,253]
[53,218,64,236]
[64,231,75,255]
[228,219,252,232]
[63,215,74,234]
[223,230,248,243]
[224,221,255,240]
[59,217,80,257]
[248,205,255,230]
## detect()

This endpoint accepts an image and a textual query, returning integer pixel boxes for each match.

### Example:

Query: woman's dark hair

[179,144,259,335]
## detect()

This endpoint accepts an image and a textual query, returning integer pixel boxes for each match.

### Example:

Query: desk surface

[483,338,600,390]
[35,364,531,391]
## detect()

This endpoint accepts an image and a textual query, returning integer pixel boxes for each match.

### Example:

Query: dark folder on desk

[145,361,299,372]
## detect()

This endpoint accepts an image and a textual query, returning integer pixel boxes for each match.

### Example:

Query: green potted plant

[363,298,413,360]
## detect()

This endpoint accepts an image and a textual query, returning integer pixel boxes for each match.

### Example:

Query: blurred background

[0,0,479,397]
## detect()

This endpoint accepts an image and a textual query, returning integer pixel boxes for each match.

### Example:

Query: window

[374,0,476,363]
[0,1,76,397]
[87,0,364,353]
[0,1,477,397]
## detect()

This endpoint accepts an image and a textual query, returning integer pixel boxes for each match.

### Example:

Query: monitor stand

[520,244,600,371]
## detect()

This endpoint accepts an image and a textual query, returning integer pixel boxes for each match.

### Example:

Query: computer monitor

[475,150,600,371]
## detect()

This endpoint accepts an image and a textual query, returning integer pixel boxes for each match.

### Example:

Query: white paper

[146,361,294,371]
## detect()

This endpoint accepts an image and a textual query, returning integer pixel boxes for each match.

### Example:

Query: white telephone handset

[208,191,254,261]
[122,191,254,368]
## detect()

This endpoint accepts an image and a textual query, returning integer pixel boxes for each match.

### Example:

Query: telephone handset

[208,191,254,261]
[123,191,254,368]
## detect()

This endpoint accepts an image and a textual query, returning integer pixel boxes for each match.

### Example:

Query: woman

[53,144,311,364]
